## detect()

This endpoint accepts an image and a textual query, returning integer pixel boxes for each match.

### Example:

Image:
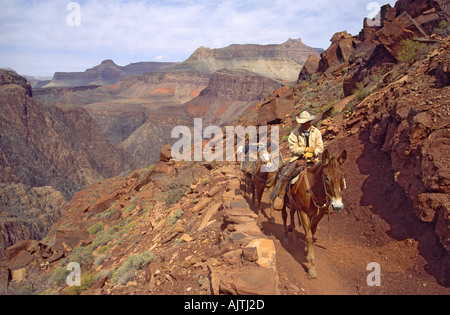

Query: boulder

[160,144,172,162]
[197,203,222,231]
[53,229,89,252]
[297,55,321,82]
[7,250,33,271]
[394,0,441,19]
[318,31,357,73]
[343,44,397,97]
[246,239,276,268]
[5,240,33,261]
[256,86,295,125]
[219,267,278,295]
[10,268,26,283]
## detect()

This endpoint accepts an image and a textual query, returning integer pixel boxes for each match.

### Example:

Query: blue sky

[0,0,397,76]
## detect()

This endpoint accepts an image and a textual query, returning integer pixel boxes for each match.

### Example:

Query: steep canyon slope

[0,70,137,258]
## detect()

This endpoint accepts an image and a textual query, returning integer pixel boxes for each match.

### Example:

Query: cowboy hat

[296,111,316,124]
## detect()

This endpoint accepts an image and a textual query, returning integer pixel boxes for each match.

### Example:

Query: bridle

[287,162,337,224]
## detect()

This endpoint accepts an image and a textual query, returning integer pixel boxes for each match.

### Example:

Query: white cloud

[0,0,398,76]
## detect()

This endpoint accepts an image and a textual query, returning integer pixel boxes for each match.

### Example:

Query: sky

[0,0,397,77]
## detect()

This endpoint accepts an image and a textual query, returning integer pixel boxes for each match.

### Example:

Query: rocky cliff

[185,69,284,126]
[0,70,138,257]
[0,75,137,197]
[0,184,67,259]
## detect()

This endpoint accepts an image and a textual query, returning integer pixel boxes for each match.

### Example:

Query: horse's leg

[255,182,265,215]
[311,212,325,243]
[244,174,250,197]
[256,184,264,216]
[269,202,276,225]
[267,187,275,225]
[247,174,254,199]
[281,203,289,244]
[251,179,256,204]
[288,206,296,244]
[299,211,317,278]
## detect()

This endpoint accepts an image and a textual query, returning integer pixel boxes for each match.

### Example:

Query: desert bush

[353,82,370,101]
[310,73,319,83]
[94,252,111,266]
[71,246,93,266]
[168,209,184,227]
[435,20,450,36]
[162,183,190,207]
[398,39,429,64]
[112,251,156,286]
[87,222,104,235]
[65,272,97,295]
[48,268,71,286]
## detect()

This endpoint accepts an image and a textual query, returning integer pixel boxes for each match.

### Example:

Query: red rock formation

[317,31,358,74]
[297,55,321,82]
[256,86,297,126]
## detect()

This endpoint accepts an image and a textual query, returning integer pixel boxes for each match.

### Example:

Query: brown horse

[281,149,347,278]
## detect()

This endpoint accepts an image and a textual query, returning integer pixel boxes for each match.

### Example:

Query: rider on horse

[270,111,324,207]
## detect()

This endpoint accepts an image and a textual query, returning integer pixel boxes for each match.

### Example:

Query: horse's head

[322,149,347,213]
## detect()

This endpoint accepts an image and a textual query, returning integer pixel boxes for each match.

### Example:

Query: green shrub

[112,251,156,286]
[435,20,450,36]
[353,82,370,101]
[87,223,104,235]
[398,39,428,64]
[310,73,319,83]
[164,185,189,206]
[124,204,135,213]
[168,210,184,227]
[65,273,97,295]
[71,247,93,266]
[48,268,71,286]
[71,226,118,266]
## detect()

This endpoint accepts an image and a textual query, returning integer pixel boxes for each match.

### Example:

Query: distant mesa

[172,38,321,82]
[42,59,177,88]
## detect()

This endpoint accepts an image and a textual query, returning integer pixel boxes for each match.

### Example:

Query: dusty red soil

[248,131,449,295]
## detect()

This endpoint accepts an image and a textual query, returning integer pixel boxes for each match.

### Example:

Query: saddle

[269,157,316,201]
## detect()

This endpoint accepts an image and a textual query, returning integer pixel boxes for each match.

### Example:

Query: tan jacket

[288,126,324,162]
